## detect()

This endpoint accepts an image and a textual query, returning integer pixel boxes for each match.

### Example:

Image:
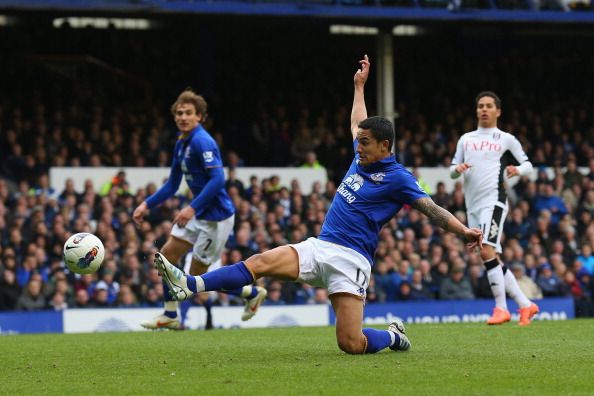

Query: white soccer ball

[63,233,105,275]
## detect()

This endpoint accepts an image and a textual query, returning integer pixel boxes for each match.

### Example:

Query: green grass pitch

[2,319,593,395]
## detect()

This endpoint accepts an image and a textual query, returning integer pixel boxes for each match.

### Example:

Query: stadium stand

[0,12,593,318]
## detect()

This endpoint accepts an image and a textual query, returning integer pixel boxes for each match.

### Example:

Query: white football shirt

[450,127,531,213]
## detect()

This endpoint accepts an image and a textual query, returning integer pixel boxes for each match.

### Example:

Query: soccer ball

[63,233,105,275]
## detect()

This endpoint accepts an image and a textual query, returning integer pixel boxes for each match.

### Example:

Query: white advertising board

[50,167,327,196]
[63,305,329,333]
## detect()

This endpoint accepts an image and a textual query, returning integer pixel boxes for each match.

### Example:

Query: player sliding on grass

[155,55,483,354]
[133,89,266,330]
[450,91,539,326]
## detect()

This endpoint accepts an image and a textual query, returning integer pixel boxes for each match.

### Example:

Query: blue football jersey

[319,140,428,266]
[147,125,234,221]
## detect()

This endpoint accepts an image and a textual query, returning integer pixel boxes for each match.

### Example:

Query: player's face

[356,129,390,166]
[174,103,202,133]
[476,96,501,128]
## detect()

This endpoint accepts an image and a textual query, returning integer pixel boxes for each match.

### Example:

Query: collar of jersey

[358,154,396,173]
[178,125,201,141]
[477,127,499,134]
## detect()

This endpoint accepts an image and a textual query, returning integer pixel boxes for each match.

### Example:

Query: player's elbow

[210,169,225,188]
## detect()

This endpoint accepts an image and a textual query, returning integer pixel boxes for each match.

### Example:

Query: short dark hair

[358,116,394,151]
[475,91,501,109]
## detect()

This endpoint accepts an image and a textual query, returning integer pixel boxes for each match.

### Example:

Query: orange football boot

[518,303,540,326]
[487,307,511,325]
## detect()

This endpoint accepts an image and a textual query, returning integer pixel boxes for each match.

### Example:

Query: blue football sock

[163,310,177,319]
[362,328,393,354]
[179,299,192,324]
[163,280,174,302]
[200,262,254,292]
[186,275,197,292]
[224,287,244,297]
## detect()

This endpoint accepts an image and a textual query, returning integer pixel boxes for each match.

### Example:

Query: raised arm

[351,54,370,141]
[411,197,483,249]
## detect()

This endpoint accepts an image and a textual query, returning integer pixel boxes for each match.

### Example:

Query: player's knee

[480,247,496,262]
[245,253,270,277]
[337,335,365,355]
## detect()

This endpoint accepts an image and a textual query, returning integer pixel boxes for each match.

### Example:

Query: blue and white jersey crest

[202,150,214,163]
[370,172,386,182]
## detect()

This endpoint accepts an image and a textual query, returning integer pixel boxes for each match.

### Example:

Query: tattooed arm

[411,197,483,249]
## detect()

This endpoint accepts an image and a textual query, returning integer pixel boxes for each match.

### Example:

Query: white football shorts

[171,214,234,267]
[290,237,370,299]
[468,204,508,254]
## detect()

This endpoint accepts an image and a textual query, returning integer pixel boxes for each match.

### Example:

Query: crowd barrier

[0,298,574,335]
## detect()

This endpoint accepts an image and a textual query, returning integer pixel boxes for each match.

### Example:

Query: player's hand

[132,202,149,226]
[455,163,472,174]
[174,206,195,228]
[354,54,370,87]
[506,165,519,177]
[463,227,483,250]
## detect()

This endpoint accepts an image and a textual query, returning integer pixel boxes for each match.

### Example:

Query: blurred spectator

[48,292,68,311]
[505,208,534,248]
[534,183,568,225]
[264,280,286,305]
[313,288,330,305]
[510,263,543,300]
[116,284,139,307]
[408,269,434,300]
[73,289,91,308]
[468,264,493,299]
[438,265,474,300]
[536,263,568,297]
[301,151,325,170]
[100,170,128,196]
[15,278,46,311]
[431,182,452,209]
[89,282,112,308]
[577,243,594,275]
[0,270,21,310]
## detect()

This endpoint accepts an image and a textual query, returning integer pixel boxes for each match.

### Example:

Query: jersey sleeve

[394,170,429,205]
[145,143,183,209]
[507,135,530,164]
[451,135,465,166]
[192,137,224,169]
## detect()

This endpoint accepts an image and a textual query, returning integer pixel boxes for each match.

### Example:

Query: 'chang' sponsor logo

[337,173,364,204]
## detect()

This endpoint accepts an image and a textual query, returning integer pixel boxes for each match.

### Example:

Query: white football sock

[486,265,507,310]
[504,268,531,308]
[240,285,253,298]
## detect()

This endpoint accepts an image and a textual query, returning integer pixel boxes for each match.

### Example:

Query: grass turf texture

[2,320,593,396]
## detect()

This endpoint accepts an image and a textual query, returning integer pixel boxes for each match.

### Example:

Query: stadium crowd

[0,24,593,317]
[0,136,593,315]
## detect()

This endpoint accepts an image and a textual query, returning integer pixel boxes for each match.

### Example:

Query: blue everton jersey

[319,141,428,266]
[171,125,234,221]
